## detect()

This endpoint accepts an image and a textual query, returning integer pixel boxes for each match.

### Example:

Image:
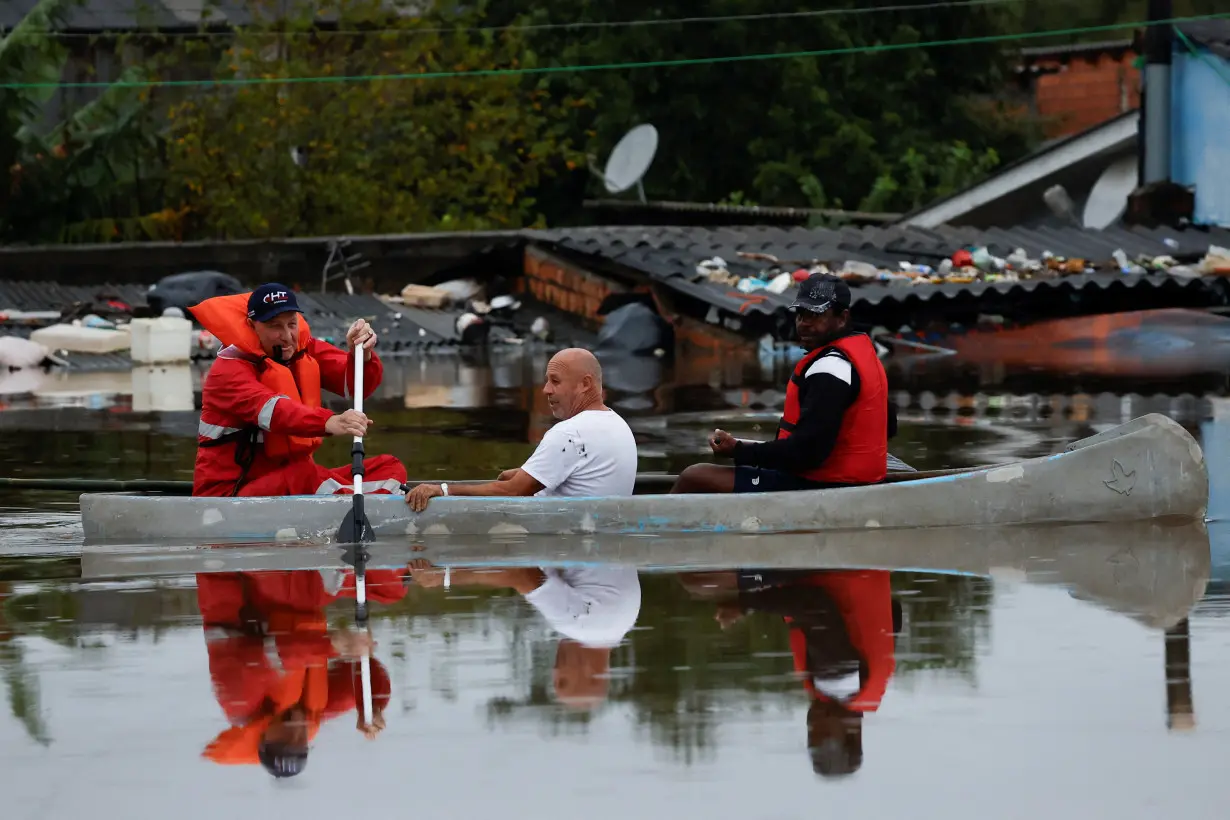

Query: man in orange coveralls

[190,283,406,497]
[197,567,410,778]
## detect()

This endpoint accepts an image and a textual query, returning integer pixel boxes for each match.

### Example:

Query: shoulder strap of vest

[790,346,830,385]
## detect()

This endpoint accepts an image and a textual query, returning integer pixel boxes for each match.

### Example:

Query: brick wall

[1025,49,1140,138]
[521,246,621,323]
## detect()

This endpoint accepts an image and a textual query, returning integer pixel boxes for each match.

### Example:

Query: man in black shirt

[671,274,895,494]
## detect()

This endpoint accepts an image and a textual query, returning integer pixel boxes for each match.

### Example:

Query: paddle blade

[340,543,371,567]
[337,505,375,546]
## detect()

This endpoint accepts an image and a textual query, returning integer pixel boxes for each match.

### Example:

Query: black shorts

[732,466,849,494]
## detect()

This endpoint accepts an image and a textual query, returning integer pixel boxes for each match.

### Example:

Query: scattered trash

[530,316,552,341]
[687,239,1230,302]
[81,314,117,330]
[29,323,131,355]
[455,312,489,345]
[0,336,55,369]
[596,302,674,356]
[1202,246,1230,275]
[398,283,452,309]
[765,272,794,294]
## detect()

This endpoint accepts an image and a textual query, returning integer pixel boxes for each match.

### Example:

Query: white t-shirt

[523,566,643,648]
[520,409,637,497]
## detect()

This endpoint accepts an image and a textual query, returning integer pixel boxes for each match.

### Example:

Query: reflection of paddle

[337,349,375,726]
[1165,618,1196,732]
[355,549,374,729]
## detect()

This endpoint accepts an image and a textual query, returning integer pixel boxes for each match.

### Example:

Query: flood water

[2,349,1230,818]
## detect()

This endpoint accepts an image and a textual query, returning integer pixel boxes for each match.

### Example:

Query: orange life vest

[192,292,323,460]
[776,333,888,484]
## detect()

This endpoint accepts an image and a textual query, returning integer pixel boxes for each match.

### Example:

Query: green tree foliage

[1,0,171,243]
[161,0,583,239]
[482,0,1042,215]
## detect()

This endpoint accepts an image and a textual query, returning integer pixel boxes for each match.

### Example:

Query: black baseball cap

[258,740,309,778]
[247,283,303,323]
[789,274,851,315]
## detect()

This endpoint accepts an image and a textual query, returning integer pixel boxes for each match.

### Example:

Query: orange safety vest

[776,333,888,484]
[192,292,323,460]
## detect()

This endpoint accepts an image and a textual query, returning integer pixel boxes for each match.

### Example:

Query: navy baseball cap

[790,274,852,315]
[247,284,303,323]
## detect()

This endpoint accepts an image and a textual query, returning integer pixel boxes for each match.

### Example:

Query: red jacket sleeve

[311,338,382,401]
[206,355,333,437]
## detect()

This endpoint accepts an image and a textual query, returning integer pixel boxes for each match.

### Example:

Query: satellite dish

[1083,154,1138,229]
[593,124,658,203]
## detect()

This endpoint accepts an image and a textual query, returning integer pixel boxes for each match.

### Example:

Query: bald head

[550,348,603,385]
[543,348,606,419]
[552,641,612,710]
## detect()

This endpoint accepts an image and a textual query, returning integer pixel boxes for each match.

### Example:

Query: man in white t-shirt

[406,561,642,708]
[405,348,637,510]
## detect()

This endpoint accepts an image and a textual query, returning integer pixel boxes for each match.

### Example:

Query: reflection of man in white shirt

[407,563,642,708]
[406,347,638,509]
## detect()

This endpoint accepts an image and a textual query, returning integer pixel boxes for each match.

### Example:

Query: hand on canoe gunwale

[406,557,448,587]
[406,483,443,512]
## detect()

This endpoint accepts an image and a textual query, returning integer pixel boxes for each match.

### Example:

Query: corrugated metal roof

[1178,19,1230,60]
[0,283,469,359]
[1018,39,1136,59]
[526,224,1230,317]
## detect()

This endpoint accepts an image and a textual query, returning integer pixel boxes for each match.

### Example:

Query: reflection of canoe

[80,519,1210,630]
[79,414,1207,546]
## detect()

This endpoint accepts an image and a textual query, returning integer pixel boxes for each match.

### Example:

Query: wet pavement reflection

[1,351,1230,817]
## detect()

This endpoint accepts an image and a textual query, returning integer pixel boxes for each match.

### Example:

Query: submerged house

[902,21,1230,232]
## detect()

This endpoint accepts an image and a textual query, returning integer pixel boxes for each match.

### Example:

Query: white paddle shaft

[360,654,373,724]
[353,347,373,724]
[353,346,364,498]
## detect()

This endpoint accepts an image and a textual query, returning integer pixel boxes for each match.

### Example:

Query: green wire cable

[2,12,1228,91]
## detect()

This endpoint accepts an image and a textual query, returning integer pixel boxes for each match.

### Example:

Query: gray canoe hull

[79,413,1208,546]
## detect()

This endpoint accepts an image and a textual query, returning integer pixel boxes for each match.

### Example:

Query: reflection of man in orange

[196,568,410,778]
[679,569,898,777]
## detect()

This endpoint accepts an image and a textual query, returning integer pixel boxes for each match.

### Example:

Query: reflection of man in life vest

[190,284,407,497]
[196,568,409,778]
[679,569,899,777]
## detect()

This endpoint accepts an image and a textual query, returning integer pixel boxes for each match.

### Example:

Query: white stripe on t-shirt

[804,351,853,384]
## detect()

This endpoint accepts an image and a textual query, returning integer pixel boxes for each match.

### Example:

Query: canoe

[78,413,1208,546]
[79,519,1211,630]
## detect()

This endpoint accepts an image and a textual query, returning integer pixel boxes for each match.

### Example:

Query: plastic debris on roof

[694,243,1230,295]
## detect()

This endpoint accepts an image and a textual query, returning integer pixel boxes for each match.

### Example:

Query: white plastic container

[30,323,131,354]
[130,316,193,363]
[133,365,194,412]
